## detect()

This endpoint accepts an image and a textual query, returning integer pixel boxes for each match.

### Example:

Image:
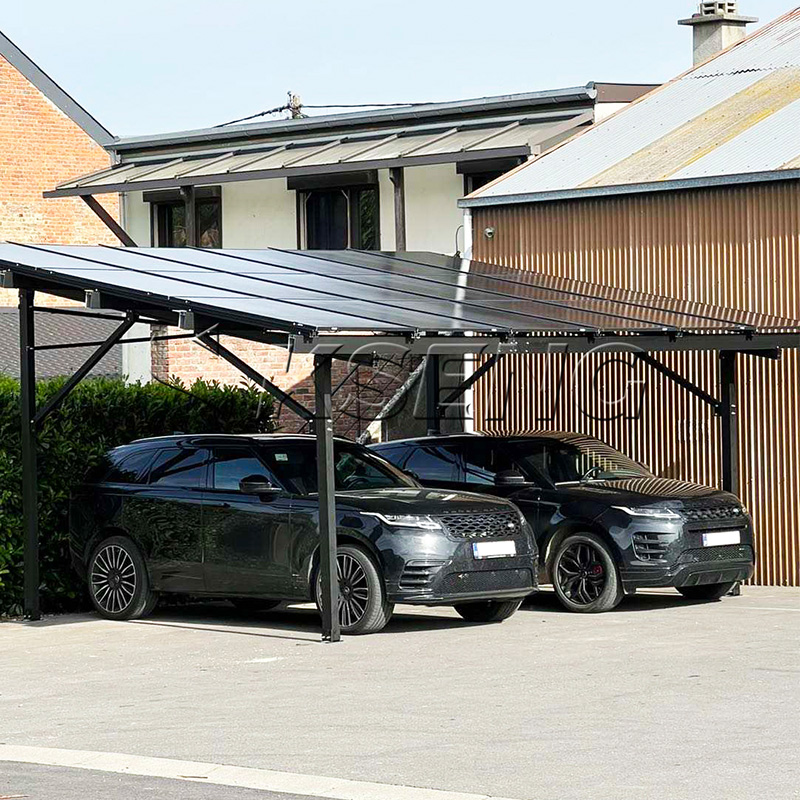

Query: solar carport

[3,242,800,641]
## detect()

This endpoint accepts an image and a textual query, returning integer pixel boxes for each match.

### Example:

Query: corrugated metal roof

[46,115,590,198]
[463,8,800,207]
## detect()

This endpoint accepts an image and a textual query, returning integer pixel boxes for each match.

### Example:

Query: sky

[2,0,794,137]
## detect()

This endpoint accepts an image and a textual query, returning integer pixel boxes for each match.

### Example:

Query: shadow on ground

[134,602,471,638]
[13,588,712,638]
[522,587,706,614]
[15,600,476,639]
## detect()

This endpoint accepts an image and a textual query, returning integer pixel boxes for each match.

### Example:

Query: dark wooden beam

[80,195,137,247]
[389,167,406,251]
[181,185,197,247]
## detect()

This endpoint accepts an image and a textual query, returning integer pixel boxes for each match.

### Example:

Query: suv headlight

[363,513,443,530]
[613,506,682,520]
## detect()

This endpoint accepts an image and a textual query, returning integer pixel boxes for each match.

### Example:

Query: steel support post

[425,354,441,435]
[314,355,340,643]
[719,352,739,495]
[19,288,40,620]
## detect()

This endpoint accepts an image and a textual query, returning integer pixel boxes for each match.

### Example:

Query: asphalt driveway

[2,587,799,800]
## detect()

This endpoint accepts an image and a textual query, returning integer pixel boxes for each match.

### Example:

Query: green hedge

[0,376,274,615]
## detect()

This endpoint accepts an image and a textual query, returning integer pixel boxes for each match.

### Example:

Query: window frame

[145,187,222,248]
[298,184,380,250]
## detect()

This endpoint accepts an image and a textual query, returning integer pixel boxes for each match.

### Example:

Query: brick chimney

[679,2,758,65]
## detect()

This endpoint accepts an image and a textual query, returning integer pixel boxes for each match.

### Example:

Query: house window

[464,172,505,194]
[303,186,379,250]
[459,158,524,195]
[146,188,222,248]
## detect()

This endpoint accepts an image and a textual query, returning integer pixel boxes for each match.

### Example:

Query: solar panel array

[1,243,798,338]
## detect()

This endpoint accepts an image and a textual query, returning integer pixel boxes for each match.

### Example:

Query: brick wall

[0,52,117,308]
[152,331,416,438]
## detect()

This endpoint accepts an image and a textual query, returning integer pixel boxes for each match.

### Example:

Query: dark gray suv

[70,434,537,634]
[371,432,754,613]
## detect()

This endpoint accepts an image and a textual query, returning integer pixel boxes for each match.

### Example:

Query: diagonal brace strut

[195,332,315,422]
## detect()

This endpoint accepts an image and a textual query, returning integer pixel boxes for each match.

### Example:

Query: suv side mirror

[494,470,528,487]
[239,474,281,496]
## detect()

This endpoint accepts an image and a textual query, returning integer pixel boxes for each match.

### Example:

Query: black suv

[70,434,537,634]
[371,433,755,613]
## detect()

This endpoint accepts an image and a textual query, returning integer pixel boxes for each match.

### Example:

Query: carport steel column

[314,354,341,642]
[19,288,40,620]
[719,352,739,496]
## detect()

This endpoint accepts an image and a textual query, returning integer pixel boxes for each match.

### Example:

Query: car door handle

[207,502,231,509]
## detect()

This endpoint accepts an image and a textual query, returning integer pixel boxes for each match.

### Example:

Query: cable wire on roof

[215,90,433,127]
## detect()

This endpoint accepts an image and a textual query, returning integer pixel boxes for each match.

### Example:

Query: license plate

[472,540,516,559]
[702,530,741,547]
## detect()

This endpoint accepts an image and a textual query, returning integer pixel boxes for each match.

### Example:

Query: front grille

[440,567,533,595]
[437,511,520,539]
[678,545,754,564]
[682,504,744,522]
[399,561,445,590]
[632,532,673,561]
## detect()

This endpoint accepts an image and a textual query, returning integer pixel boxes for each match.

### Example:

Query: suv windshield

[512,437,651,485]
[259,442,417,495]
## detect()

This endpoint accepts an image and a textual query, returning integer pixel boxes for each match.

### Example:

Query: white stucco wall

[122,181,298,249]
[121,322,153,384]
[118,193,152,382]
[378,170,396,250]
[124,192,151,246]
[220,179,296,248]
[402,164,465,255]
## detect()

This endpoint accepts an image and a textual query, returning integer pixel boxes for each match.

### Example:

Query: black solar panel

[1,244,798,339]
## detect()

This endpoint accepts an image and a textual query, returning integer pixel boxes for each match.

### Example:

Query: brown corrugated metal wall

[471,180,800,586]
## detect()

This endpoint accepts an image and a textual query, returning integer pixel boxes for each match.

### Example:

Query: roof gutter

[458,168,800,208]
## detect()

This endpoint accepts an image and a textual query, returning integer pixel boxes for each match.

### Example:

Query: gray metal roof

[0,307,122,379]
[0,30,114,146]
[1,245,798,357]
[46,112,593,198]
[462,8,800,208]
[109,86,600,153]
